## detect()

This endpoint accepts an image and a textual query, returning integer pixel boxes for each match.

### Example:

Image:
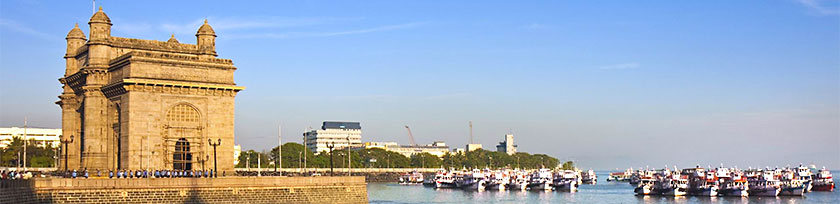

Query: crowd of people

[60,169,220,179]
[0,169,221,180]
[0,170,34,180]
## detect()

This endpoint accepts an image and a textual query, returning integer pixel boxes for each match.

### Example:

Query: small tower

[196,19,217,59]
[88,7,112,41]
[65,23,86,76]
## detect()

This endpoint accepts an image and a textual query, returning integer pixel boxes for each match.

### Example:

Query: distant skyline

[1,0,838,170]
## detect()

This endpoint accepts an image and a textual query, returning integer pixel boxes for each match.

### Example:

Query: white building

[0,127,62,148]
[304,121,362,154]
[233,145,241,166]
[466,143,483,152]
[360,141,450,157]
[495,134,517,155]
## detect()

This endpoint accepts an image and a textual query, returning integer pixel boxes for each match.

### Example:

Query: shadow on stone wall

[0,180,54,203]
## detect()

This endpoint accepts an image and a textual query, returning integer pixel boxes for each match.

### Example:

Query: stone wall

[0,176,367,204]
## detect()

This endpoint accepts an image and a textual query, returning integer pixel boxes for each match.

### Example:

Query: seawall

[0,176,367,204]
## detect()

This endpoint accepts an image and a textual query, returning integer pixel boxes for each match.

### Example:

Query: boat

[811,167,835,191]
[685,167,718,197]
[436,172,458,189]
[581,169,597,184]
[748,170,781,197]
[527,169,553,191]
[779,180,805,196]
[719,170,749,197]
[660,171,689,196]
[608,168,633,182]
[457,169,487,191]
[486,171,510,191]
[508,171,529,191]
[634,178,657,195]
[424,170,444,187]
[795,165,813,192]
[553,170,580,192]
[398,171,424,184]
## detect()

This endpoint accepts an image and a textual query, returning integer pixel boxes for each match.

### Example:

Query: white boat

[634,178,656,195]
[457,169,487,191]
[553,170,580,192]
[436,173,457,189]
[486,171,509,191]
[661,174,689,196]
[719,172,749,197]
[581,169,597,184]
[508,171,529,191]
[527,169,553,191]
[748,171,781,197]
[398,171,424,184]
[779,180,805,196]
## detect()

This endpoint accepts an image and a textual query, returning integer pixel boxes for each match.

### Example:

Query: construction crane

[404,125,417,146]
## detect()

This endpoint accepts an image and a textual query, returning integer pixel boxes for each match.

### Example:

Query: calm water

[368,171,839,204]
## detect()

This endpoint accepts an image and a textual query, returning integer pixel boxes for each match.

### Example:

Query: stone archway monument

[57,7,243,172]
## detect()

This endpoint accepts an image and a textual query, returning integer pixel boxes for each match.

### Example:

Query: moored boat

[748,171,781,197]
[457,169,487,191]
[527,169,553,191]
[811,167,835,191]
[553,170,580,192]
[581,169,597,184]
[508,171,529,191]
[399,171,424,184]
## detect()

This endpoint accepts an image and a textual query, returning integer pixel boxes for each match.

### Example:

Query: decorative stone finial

[168,33,179,43]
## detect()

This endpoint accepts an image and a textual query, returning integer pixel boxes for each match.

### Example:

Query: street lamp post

[208,138,221,177]
[60,135,74,172]
[327,142,335,176]
[347,136,351,176]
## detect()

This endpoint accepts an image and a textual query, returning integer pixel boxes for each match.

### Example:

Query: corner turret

[196,19,217,58]
[88,6,112,41]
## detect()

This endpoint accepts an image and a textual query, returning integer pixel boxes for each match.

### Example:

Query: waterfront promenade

[0,176,367,203]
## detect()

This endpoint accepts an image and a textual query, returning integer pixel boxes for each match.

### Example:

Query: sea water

[368,171,839,203]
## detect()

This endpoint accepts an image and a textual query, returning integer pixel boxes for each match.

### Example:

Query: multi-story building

[0,127,62,148]
[465,143,483,152]
[495,134,517,155]
[304,121,362,154]
[359,141,450,157]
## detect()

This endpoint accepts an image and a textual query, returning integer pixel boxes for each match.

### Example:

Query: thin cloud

[795,0,839,15]
[522,23,551,30]
[115,16,364,38]
[227,22,429,39]
[0,18,54,40]
[599,62,640,70]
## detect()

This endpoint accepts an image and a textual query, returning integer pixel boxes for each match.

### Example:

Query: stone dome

[89,7,111,24]
[66,23,86,39]
[196,19,216,36]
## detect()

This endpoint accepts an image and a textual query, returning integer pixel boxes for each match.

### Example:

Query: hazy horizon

[1,0,838,170]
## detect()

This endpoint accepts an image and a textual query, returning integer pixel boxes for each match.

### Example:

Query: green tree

[561,161,575,170]
[410,152,441,168]
[0,137,58,167]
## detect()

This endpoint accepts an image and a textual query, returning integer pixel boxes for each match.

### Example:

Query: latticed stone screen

[167,104,200,123]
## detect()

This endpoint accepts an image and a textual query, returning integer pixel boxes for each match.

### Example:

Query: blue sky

[1,0,838,170]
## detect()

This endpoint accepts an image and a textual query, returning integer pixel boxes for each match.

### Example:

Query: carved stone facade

[57,7,243,172]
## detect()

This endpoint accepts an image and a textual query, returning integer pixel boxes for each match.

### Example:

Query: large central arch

[166,103,202,170]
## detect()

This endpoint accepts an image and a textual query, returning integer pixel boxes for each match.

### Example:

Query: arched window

[167,104,200,123]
